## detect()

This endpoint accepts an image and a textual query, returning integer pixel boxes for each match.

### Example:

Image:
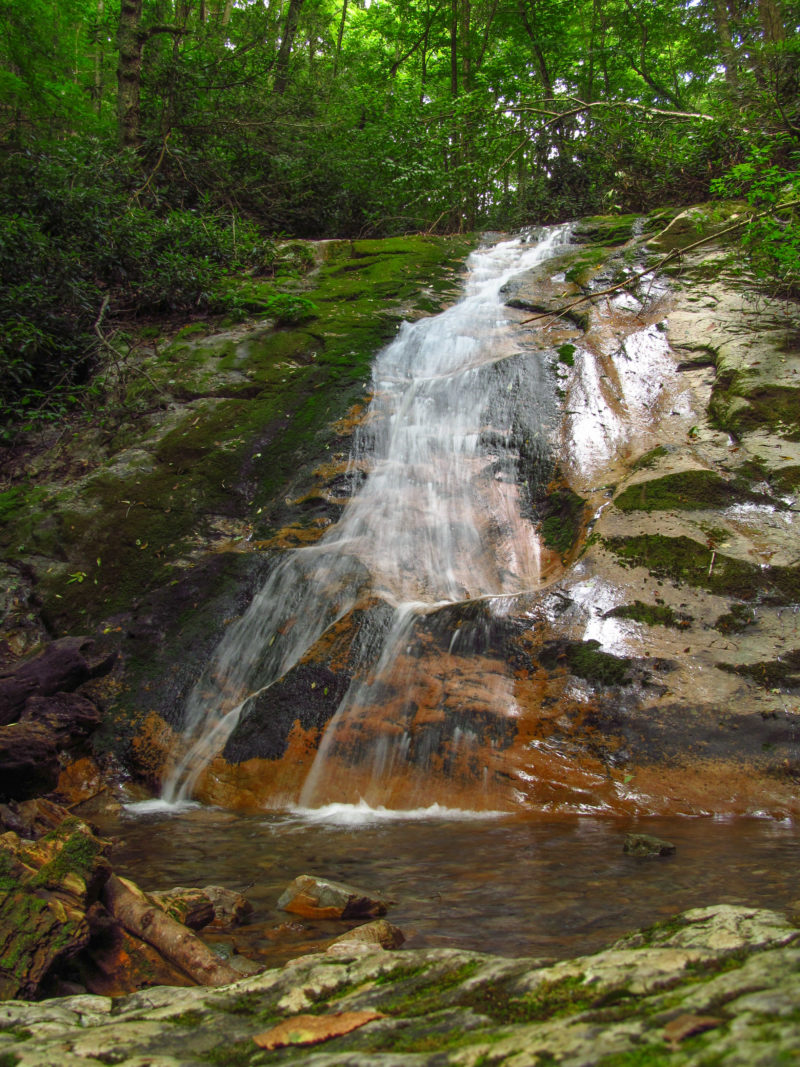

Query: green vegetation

[605,534,800,604]
[539,640,631,687]
[631,446,669,472]
[461,973,600,1025]
[718,649,800,691]
[556,343,576,367]
[0,0,797,431]
[613,470,769,512]
[714,603,757,635]
[605,600,692,630]
[539,487,587,556]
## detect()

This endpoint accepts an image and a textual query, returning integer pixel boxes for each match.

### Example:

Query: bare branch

[518,199,800,327]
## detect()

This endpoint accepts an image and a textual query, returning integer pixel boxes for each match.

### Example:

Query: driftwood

[102,875,240,987]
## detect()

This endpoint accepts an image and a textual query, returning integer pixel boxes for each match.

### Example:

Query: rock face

[0,904,797,1064]
[1,219,799,818]
[0,638,113,803]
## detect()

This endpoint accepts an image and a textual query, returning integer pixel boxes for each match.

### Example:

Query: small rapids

[163,227,571,808]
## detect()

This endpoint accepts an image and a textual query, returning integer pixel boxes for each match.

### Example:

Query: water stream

[163,227,570,808]
[105,805,799,968]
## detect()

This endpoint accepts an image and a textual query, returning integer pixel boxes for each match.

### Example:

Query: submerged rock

[278,874,389,920]
[329,919,405,951]
[623,832,677,857]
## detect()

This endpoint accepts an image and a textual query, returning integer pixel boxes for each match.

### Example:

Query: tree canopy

[1,0,798,425]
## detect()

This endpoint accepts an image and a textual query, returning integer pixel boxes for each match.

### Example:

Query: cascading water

[162,227,571,809]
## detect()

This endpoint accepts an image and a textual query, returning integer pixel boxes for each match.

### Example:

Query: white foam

[123,798,201,817]
[288,800,507,825]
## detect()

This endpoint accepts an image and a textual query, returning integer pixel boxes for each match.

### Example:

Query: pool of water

[97,805,798,969]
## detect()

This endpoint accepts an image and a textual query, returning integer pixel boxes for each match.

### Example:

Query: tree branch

[517,200,800,327]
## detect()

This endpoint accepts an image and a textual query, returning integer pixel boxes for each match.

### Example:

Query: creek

[102,805,798,967]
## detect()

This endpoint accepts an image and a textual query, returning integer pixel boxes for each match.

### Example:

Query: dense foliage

[1,0,798,426]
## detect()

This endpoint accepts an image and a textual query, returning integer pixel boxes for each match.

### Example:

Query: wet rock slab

[0,904,797,1065]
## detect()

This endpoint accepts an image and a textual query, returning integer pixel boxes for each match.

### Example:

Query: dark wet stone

[278,874,389,920]
[623,833,676,857]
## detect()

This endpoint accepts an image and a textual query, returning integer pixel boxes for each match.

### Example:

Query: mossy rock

[538,487,587,555]
[573,214,639,247]
[717,648,800,691]
[538,639,631,687]
[605,534,800,603]
[710,382,800,440]
[613,470,772,512]
[3,235,474,636]
[604,600,692,629]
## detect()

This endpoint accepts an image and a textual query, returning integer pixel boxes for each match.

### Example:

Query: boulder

[21,691,102,746]
[0,722,60,802]
[0,637,116,727]
[329,919,405,950]
[278,874,389,920]
[0,797,72,838]
[0,817,111,999]
[0,690,104,804]
[623,832,676,857]
[202,885,253,929]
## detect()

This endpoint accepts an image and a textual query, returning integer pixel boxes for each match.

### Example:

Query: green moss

[201,1039,262,1066]
[717,649,800,690]
[710,383,800,439]
[540,487,586,555]
[613,470,766,512]
[31,820,102,889]
[168,1010,206,1027]
[714,602,756,634]
[539,639,631,686]
[771,465,800,493]
[606,533,800,603]
[605,601,692,629]
[379,960,481,1016]
[574,214,639,247]
[597,1048,675,1066]
[556,343,576,367]
[631,445,668,471]
[461,973,599,1025]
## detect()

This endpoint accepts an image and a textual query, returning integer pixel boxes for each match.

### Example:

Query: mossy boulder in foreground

[0,904,797,1064]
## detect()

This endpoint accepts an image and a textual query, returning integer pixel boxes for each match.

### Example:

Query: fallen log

[102,875,241,987]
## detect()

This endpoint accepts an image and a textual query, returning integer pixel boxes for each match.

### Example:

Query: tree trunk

[460,0,471,92]
[712,0,739,92]
[274,0,305,94]
[116,0,144,147]
[333,0,348,78]
[94,0,105,116]
[103,875,241,986]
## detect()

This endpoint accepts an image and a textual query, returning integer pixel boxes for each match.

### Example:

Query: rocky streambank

[1,903,798,1065]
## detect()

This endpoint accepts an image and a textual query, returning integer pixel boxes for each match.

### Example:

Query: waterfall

[162,226,571,808]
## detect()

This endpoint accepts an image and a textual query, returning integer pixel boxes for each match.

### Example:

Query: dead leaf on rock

[663,1012,722,1050]
[253,1010,385,1050]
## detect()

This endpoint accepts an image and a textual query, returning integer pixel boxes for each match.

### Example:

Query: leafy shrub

[0,142,310,431]
[712,139,800,296]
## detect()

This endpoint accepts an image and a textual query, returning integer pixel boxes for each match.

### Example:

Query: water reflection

[100,807,798,968]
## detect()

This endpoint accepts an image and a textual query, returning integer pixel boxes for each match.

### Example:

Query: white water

[162,227,571,807]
